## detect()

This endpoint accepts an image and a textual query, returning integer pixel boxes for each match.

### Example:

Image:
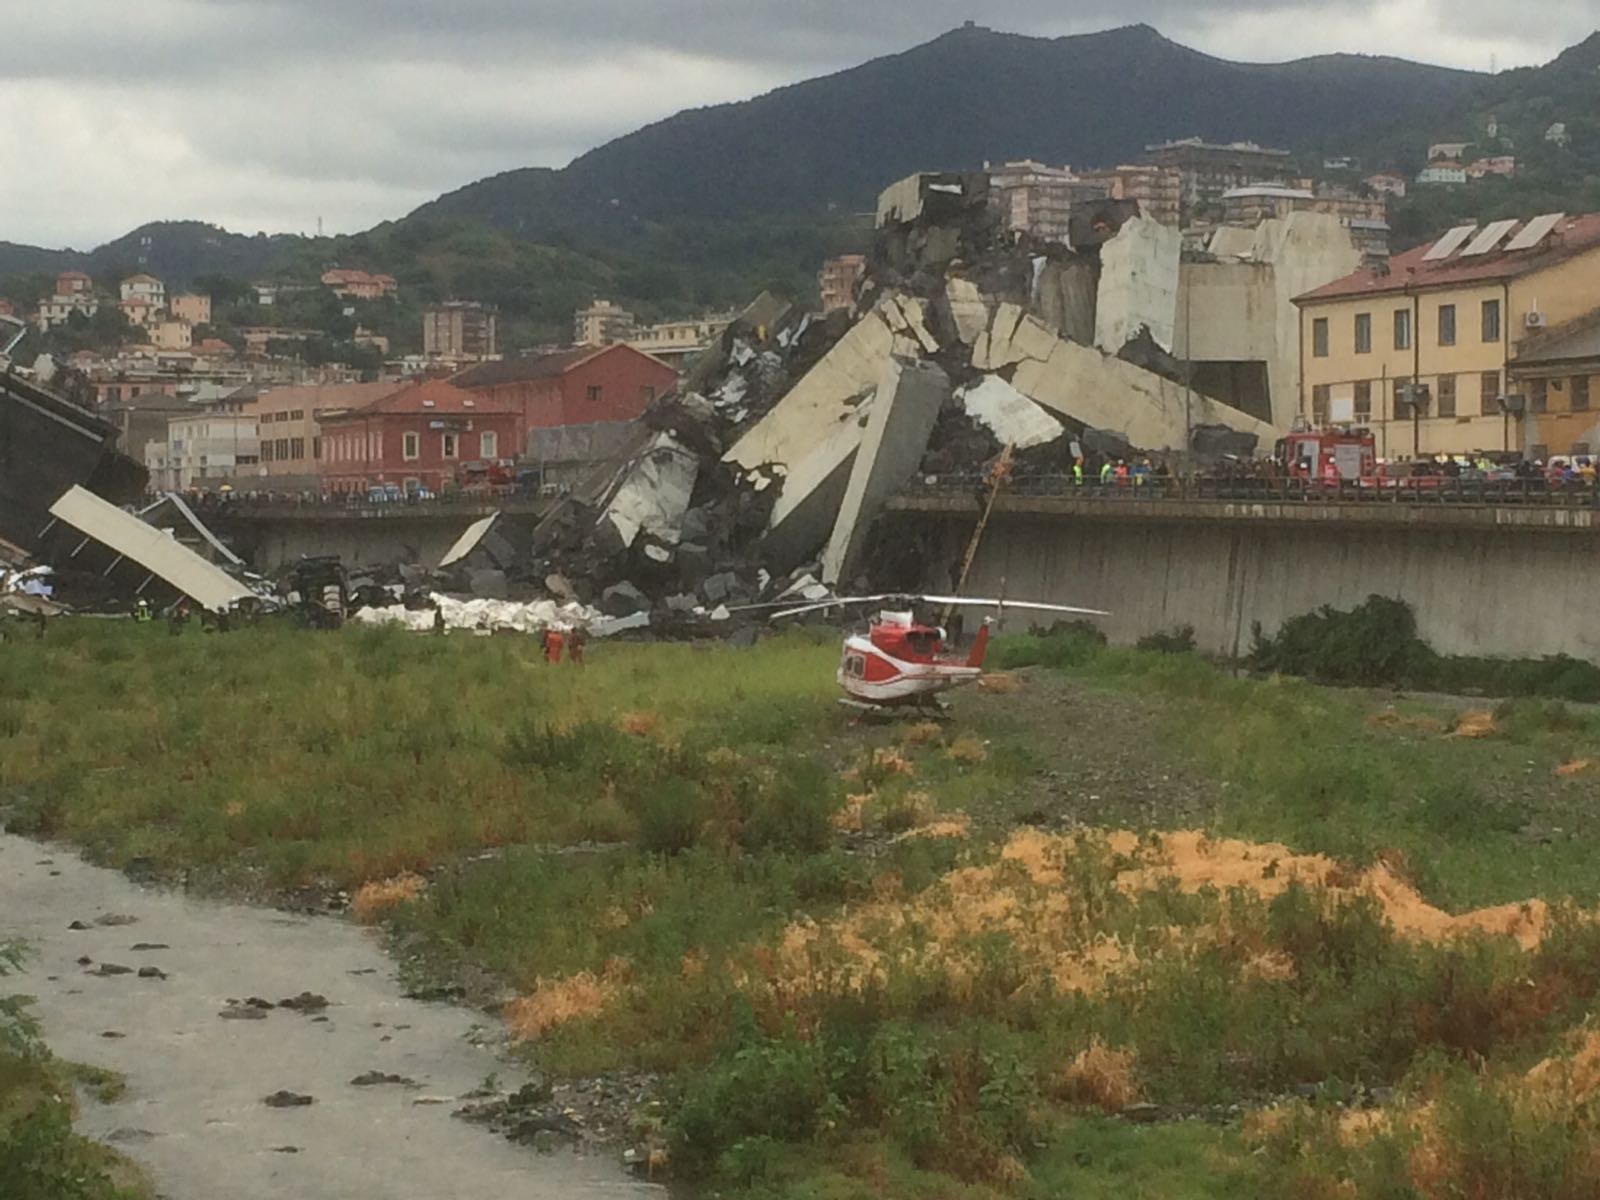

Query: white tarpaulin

[48,486,254,611]
[353,593,601,634]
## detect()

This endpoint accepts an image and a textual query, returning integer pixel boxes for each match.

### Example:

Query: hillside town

[7,123,1597,509]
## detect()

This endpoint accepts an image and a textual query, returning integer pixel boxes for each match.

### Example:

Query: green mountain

[1377,32,1600,247]
[415,23,1478,237]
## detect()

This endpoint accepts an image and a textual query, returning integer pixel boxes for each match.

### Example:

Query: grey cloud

[1,0,1593,247]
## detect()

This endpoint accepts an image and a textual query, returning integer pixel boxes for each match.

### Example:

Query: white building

[120,274,166,309]
[144,408,260,491]
[1416,162,1468,186]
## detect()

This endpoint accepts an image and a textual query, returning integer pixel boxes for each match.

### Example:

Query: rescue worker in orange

[543,627,566,663]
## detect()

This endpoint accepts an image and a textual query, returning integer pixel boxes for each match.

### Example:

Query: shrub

[739,762,836,856]
[632,778,708,856]
[1250,595,1437,687]
[1136,625,1197,655]
[991,621,1107,671]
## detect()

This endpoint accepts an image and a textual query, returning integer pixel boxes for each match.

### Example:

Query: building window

[1437,374,1457,418]
[290,409,304,421]
[403,432,420,460]
[312,436,322,460]
[1529,378,1548,414]
[271,437,286,459]
[1481,299,1501,343]
[1311,384,1330,424]
[1573,376,1591,412]
[480,431,497,459]
[586,385,603,402]
[1354,313,1372,354]
[1312,317,1329,358]
[1480,371,1501,415]
[441,432,458,459]
[290,437,305,460]
[1438,304,1456,347]
[1354,381,1372,420]
[1530,443,1549,461]
[1393,375,1411,414]
[261,442,274,463]
[1393,308,1412,351]
[1573,442,1592,457]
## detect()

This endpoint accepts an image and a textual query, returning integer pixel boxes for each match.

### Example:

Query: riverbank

[8,620,1600,1196]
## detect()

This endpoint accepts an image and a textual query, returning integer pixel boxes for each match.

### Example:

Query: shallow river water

[0,831,656,1199]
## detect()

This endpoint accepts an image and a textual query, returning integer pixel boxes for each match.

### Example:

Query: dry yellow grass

[1367,707,1444,734]
[946,736,988,765]
[1556,758,1598,779]
[350,872,427,924]
[977,672,1023,695]
[892,814,972,842]
[830,792,872,832]
[619,710,661,736]
[743,827,1560,1021]
[1447,709,1499,739]
[1057,1038,1140,1112]
[505,968,620,1040]
[871,747,916,777]
[901,721,944,747]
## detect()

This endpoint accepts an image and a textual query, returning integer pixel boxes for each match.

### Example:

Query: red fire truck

[1275,427,1377,482]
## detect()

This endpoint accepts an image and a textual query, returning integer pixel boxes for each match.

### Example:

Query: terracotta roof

[450,345,606,388]
[1296,213,1600,305]
[320,377,521,421]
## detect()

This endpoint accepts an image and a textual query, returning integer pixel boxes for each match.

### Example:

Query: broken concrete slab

[1011,335,1277,453]
[603,434,698,549]
[47,486,253,612]
[438,513,500,570]
[1095,214,1182,354]
[600,581,651,616]
[958,376,1065,450]
[821,357,950,586]
[944,278,989,345]
[467,569,508,600]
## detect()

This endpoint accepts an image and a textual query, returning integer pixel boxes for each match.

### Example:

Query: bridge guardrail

[907,474,1600,508]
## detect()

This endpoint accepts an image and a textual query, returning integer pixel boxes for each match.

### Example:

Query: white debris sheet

[353,593,601,635]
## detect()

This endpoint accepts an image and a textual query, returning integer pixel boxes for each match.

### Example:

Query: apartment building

[1143,138,1294,218]
[422,301,498,362]
[818,255,867,314]
[1295,213,1600,458]
[573,300,636,347]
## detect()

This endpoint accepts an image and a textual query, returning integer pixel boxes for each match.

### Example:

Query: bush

[1250,595,1437,687]
[1136,625,1197,655]
[992,621,1107,670]
[632,778,707,856]
[738,762,837,856]
[1251,595,1600,702]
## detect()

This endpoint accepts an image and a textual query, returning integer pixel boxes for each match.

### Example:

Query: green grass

[10,619,1600,1198]
[1,942,149,1200]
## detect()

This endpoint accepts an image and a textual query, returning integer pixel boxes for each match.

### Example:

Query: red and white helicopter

[767,592,1107,713]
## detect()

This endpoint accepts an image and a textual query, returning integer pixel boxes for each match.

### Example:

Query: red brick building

[451,343,676,435]
[318,377,522,496]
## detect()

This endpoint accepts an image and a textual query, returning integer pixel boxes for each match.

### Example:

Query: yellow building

[1295,213,1600,459]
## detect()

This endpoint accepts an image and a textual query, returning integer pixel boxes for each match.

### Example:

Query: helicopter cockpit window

[905,630,939,656]
[844,655,866,678]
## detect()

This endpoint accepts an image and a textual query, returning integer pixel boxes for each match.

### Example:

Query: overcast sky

[2,0,1593,249]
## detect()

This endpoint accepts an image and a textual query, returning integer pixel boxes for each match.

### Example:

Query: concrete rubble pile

[499,170,1284,619]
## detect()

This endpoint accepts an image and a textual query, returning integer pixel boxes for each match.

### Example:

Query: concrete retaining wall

[903,511,1600,661]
